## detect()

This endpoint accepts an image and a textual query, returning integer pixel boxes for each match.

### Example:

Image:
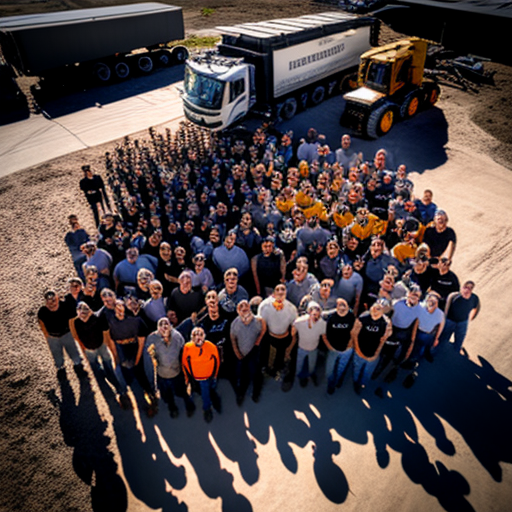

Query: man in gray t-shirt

[230,300,266,405]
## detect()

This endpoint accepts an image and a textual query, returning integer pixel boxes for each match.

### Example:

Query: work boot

[203,408,213,423]
[169,405,179,419]
[403,371,418,389]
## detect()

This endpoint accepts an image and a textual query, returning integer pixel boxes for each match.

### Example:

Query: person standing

[145,317,196,418]
[323,298,356,394]
[350,299,392,394]
[439,281,480,354]
[182,327,221,423]
[38,290,84,380]
[69,301,130,408]
[230,300,266,405]
[79,164,111,226]
[289,301,327,388]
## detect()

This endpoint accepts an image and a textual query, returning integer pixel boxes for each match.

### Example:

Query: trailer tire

[400,91,420,119]
[172,46,189,64]
[310,86,325,106]
[157,49,172,66]
[93,62,111,82]
[366,102,396,138]
[138,55,153,73]
[114,61,130,79]
[280,97,297,120]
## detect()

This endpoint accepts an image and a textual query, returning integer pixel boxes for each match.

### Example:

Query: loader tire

[400,91,420,119]
[366,102,396,138]
[424,83,441,107]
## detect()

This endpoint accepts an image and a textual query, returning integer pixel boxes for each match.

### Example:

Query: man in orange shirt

[182,327,221,423]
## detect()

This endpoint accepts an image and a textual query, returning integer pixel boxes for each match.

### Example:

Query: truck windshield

[365,62,390,93]
[184,67,224,110]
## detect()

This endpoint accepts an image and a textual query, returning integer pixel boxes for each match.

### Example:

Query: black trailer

[0,3,186,82]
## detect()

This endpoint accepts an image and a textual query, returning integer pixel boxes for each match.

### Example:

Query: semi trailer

[181,12,379,131]
[0,3,187,84]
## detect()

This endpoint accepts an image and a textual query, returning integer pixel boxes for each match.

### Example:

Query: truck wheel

[114,61,130,79]
[310,86,325,106]
[280,98,297,120]
[157,49,172,67]
[400,92,420,119]
[172,46,189,64]
[367,102,396,138]
[138,55,153,73]
[93,62,111,82]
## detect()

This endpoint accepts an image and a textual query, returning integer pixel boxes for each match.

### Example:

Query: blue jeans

[47,332,82,369]
[439,319,468,353]
[296,347,318,379]
[352,353,379,387]
[85,343,126,393]
[198,378,219,411]
[410,330,436,360]
[325,348,353,388]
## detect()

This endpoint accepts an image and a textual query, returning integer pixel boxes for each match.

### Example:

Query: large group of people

[39,122,480,423]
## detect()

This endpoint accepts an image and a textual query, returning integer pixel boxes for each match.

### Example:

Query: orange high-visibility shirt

[182,341,219,382]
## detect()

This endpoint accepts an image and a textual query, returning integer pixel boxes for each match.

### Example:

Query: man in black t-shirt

[439,280,480,354]
[38,290,83,379]
[79,165,111,226]
[70,302,130,408]
[350,299,392,394]
[423,209,457,260]
[323,298,355,395]
[429,257,460,311]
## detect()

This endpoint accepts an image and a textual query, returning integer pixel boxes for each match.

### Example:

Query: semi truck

[181,12,379,131]
[0,3,187,85]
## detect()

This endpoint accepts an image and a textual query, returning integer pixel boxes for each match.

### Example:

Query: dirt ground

[1,2,512,512]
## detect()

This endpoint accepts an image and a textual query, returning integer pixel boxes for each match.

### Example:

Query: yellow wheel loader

[340,37,440,138]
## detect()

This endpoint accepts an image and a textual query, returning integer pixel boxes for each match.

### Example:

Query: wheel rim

[311,86,325,105]
[138,56,153,73]
[95,63,111,82]
[380,110,394,133]
[408,97,419,116]
[159,52,170,66]
[115,62,129,79]
[175,50,186,62]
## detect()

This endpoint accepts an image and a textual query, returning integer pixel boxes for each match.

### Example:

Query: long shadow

[51,369,128,512]
[51,344,512,512]
[31,64,185,120]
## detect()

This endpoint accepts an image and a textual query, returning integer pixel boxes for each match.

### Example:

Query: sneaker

[203,409,213,423]
[299,377,308,388]
[119,393,132,410]
[169,406,179,419]
[403,372,418,389]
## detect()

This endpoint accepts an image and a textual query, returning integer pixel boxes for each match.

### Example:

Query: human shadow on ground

[54,343,512,512]
[52,369,128,512]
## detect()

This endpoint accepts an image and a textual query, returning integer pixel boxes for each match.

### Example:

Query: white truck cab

[182,53,256,130]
